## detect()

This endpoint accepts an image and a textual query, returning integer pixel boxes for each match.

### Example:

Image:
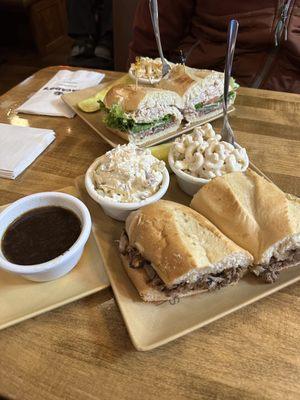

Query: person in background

[67,0,113,68]
[129,0,300,93]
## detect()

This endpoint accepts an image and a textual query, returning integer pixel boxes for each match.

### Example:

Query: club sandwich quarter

[100,84,183,146]
[157,65,238,123]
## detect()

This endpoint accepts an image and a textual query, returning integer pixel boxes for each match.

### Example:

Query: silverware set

[149,0,238,146]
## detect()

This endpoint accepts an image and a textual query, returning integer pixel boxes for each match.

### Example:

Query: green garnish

[98,100,107,112]
[100,103,173,134]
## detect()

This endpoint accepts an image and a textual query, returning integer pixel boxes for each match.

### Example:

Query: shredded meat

[252,248,300,283]
[145,266,244,296]
[130,120,176,140]
[204,96,220,105]
[119,231,245,297]
[184,103,222,121]
[133,106,182,123]
[119,232,150,268]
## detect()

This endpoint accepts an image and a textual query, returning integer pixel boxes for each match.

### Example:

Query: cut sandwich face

[184,91,236,123]
[251,238,300,283]
[251,193,300,282]
[119,200,253,302]
[101,84,183,145]
[157,65,238,123]
[119,231,247,302]
[191,170,300,283]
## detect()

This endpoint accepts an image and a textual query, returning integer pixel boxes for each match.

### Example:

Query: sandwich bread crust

[104,84,183,112]
[157,65,224,104]
[157,65,199,98]
[191,170,300,270]
[125,200,253,287]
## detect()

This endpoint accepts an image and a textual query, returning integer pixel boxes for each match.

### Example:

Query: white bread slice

[191,170,300,266]
[157,65,224,107]
[125,200,253,288]
[104,84,183,112]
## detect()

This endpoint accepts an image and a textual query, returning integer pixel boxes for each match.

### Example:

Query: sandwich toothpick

[180,50,186,73]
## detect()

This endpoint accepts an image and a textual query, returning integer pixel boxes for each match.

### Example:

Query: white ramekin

[168,150,210,196]
[85,156,170,221]
[0,192,92,282]
[168,143,249,196]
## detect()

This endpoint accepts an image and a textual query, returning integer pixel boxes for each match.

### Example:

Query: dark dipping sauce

[1,206,82,265]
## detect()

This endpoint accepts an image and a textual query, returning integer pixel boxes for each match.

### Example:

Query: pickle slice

[78,97,100,112]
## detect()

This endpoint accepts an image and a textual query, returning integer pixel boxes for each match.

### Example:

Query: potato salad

[93,144,165,202]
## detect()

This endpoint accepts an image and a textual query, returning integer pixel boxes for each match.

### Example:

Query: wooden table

[0,67,299,400]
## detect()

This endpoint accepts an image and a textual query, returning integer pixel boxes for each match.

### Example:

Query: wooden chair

[0,0,68,55]
[112,0,139,71]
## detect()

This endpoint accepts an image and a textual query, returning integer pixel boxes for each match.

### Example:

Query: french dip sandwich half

[119,200,253,302]
[157,65,238,123]
[191,170,300,283]
[100,84,183,146]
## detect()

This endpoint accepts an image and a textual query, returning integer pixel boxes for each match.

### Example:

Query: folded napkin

[0,123,55,179]
[17,69,105,118]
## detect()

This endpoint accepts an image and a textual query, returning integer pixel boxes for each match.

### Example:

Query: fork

[149,0,171,77]
[221,19,239,145]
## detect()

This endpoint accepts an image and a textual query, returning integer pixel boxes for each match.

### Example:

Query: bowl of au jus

[0,192,91,282]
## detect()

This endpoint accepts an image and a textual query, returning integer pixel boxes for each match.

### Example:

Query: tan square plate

[62,82,234,148]
[76,176,300,351]
[0,186,110,331]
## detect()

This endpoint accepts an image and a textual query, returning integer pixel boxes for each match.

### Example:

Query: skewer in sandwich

[119,200,253,302]
[191,170,300,283]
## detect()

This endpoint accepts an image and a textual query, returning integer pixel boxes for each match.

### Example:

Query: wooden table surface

[0,67,299,400]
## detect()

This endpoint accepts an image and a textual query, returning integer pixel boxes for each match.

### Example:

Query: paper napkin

[17,69,105,118]
[0,123,55,179]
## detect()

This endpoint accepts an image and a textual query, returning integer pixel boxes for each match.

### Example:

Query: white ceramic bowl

[85,156,170,221]
[0,192,91,282]
[168,143,249,196]
[168,150,210,196]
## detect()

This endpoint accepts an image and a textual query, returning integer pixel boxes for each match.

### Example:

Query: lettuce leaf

[104,104,133,132]
[230,77,240,90]
[99,102,173,133]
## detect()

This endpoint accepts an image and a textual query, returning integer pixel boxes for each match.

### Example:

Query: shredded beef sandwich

[118,200,253,302]
[191,170,300,283]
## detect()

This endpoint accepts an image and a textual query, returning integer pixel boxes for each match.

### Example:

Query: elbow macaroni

[172,123,248,179]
